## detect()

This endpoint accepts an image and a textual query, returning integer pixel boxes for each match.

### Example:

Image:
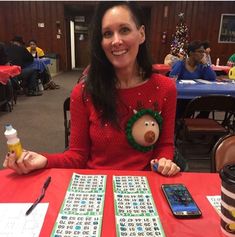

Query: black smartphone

[161,183,202,218]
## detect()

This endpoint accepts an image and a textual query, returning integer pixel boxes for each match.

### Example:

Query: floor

[0,70,218,173]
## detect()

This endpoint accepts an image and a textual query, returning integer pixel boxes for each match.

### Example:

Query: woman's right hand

[3,150,48,175]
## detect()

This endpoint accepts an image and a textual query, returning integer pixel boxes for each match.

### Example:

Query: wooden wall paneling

[29,1,37,42]
[56,2,66,70]
[149,3,158,63]
[35,1,45,47]
[151,2,165,63]
[158,2,169,63]
[197,2,207,40]
[44,2,53,53]
[6,3,16,40]
[165,2,177,56]
[190,2,199,40]
[22,2,29,38]
[0,3,7,42]
[184,1,193,42]
[0,1,234,70]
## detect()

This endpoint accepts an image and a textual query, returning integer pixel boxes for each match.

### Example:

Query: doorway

[65,3,94,70]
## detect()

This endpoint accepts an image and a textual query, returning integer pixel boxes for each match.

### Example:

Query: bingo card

[51,173,107,237]
[113,176,165,237]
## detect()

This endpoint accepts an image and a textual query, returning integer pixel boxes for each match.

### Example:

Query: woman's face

[190,46,205,63]
[29,41,36,50]
[101,5,145,72]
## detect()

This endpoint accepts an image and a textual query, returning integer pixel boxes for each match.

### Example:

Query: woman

[3,2,180,176]
[169,40,216,80]
[170,40,216,118]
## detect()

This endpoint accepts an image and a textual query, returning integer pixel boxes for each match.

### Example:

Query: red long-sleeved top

[45,73,177,171]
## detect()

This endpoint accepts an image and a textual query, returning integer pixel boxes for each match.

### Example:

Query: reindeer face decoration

[126,108,163,152]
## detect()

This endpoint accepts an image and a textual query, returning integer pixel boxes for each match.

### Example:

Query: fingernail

[153,163,158,171]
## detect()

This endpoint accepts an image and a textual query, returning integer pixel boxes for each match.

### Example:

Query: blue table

[28,57,51,73]
[176,79,235,99]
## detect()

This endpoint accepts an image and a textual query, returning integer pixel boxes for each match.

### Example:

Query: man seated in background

[0,42,8,65]
[27,39,60,90]
[202,40,212,66]
[5,36,42,96]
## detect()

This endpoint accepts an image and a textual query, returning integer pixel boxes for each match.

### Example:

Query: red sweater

[45,73,177,171]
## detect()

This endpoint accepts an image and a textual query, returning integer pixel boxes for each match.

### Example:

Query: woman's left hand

[151,158,180,176]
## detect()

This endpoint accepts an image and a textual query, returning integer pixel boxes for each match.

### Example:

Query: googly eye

[145,122,149,126]
[151,122,155,126]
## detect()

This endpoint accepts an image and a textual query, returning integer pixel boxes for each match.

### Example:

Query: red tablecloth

[152,64,171,75]
[0,65,21,85]
[0,168,222,237]
[212,65,231,74]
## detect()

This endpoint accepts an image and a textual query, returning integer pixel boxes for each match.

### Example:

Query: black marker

[25,176,51,216]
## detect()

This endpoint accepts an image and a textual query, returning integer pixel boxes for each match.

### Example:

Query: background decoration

[170,12,189,57]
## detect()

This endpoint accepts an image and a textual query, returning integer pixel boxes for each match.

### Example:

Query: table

[152,64,231,77]
[176,79,235,99]
[152,64,171,75]
[212,65,231,75]
[29,57,51,73]
[0,168,223,237]
[0,65,21,85]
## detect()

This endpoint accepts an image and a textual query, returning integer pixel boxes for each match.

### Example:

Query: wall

[0,1,235,70]
[0,1,67,70]
[149,1,235,65]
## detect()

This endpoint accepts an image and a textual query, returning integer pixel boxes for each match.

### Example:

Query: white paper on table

[196,79,213,84]
[207,196,221,214]
[0,203,48,237]
[179,80,197,84]
[216,82,228,85]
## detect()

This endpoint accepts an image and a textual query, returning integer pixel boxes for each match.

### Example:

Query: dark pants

[20,67,38,90]
[38,66,51,85]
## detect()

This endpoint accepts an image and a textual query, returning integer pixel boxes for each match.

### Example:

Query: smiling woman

[3,2,180,177]
[101,5,145,78]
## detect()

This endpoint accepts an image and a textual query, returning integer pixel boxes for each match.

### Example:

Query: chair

[63,67,88,148]
[176,95,235,162]
[211,134,235,172]
[63,97,70,148]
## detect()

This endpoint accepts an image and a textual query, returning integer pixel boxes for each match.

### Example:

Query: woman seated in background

[169,40,216,118]
[169,40,216,81]
[27,39,60,90]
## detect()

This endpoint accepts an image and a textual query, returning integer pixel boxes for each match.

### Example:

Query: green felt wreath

[126,109,163,152]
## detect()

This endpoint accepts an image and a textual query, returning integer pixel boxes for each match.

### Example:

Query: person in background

[227,53,235,67]
[27,40,45,58]
[169,40,216,118]
[169,40,216,81]
[5,36,42,96]
[27,39,60,90]
[164,48,185,67]
[0,42,9,65]
[202,40,212,66]
[3,2,180,176]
